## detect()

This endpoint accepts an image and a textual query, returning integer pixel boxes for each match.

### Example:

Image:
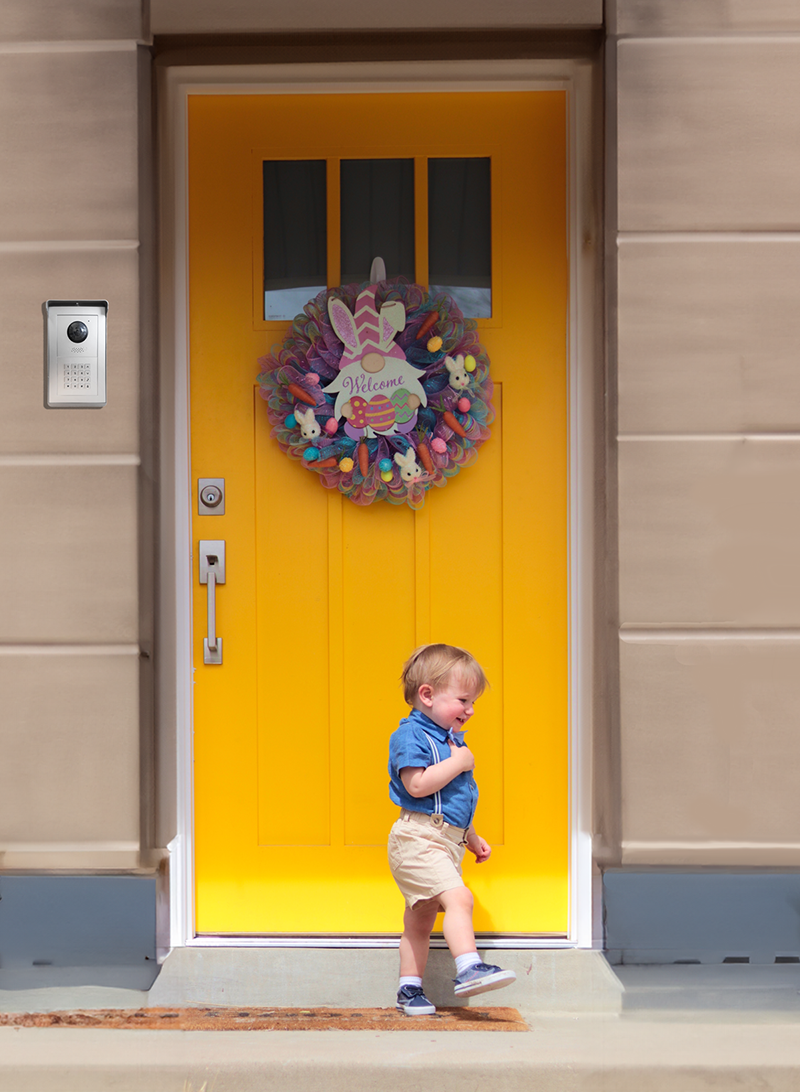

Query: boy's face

[417,674,480,732]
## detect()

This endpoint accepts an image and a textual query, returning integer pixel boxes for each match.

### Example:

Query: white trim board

[159,57,597,951]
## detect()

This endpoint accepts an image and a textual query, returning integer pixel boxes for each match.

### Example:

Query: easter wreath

[257,277,493,510]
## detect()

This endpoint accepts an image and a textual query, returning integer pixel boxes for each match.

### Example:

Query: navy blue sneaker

[396,984,436,1015]
[453,962,517,997]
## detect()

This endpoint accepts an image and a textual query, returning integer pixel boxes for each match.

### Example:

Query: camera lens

[67,320,89,343]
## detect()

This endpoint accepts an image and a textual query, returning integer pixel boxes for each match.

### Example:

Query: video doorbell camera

[44,300,108,408]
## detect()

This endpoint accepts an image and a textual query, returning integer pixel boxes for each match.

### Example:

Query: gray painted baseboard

[604,871,800,965]
[0,875,157,990]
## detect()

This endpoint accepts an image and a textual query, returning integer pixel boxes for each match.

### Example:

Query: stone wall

[610,0,800,866]
[0,1,152,871]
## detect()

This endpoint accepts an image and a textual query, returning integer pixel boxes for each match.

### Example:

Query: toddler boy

[387,643,516,1016]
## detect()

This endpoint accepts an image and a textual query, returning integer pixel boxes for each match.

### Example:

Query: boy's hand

[467,833,491,863]
[448,740,475,771]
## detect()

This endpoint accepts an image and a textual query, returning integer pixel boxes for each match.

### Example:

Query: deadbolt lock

[198,478,225,515]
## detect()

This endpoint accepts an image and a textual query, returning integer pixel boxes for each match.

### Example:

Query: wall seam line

[0,644,141,655]
[0,40,141,54]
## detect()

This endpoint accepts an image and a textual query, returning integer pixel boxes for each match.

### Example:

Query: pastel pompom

[427,336,443,352]
[431,437,448,454]
[325,418,338,435]
[380,470,393,482]
[306,372,320,385]
[458,397,471,413]
[464,354,476,372]
[339,457,354,473]
[303,448,319,462]
[285,414,297,428]
[378,458,393,473]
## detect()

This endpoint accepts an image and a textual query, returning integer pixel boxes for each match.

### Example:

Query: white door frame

[157,57,598,950]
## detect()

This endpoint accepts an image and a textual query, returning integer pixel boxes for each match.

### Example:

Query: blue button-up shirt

[388,708,479,829]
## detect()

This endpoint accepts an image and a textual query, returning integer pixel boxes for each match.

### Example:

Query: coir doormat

[0,1006,527,1032]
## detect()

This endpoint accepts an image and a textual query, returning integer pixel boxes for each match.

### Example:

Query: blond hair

[401,643,488,706]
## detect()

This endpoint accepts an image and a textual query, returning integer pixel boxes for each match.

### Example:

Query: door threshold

[188,934,573,949]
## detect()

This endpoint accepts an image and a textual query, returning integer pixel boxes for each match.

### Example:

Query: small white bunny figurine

[394,447,423,484]
[295,406,321,441]
[445,354,471,391]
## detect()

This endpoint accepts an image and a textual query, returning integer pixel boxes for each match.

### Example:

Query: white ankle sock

[455,952,481,975]
[398,975,423,990]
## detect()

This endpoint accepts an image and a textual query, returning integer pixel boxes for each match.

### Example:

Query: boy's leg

[438,885,517,997]
[437,886,477,958]
[398,898,439,977]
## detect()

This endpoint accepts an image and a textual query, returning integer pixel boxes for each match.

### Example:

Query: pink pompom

[325,418,338,435]
[458,397,471,414]
[431,437,447,454]
[306,372,320,385]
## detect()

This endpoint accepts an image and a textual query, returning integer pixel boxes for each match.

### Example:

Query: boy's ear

[417,684,434,708]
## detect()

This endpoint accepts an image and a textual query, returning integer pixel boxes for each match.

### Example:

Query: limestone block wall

[0,2,153,871]
[610,0,800,865]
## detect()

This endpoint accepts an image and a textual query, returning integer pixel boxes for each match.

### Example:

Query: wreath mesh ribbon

[257,278,494,510]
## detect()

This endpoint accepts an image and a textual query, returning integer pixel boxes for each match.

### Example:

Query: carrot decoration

[358,441,370,477]
[443,411,468,438]
[416,311,439,340]
[417,443,433,474]
[314,457,338,469]
[288,382,316,406]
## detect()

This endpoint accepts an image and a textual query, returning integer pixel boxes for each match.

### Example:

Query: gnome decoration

[323,285,428,440]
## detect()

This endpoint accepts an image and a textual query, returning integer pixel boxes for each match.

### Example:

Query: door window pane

[428,157,491,318]
[263,160,327,320]
[340,159,415,284]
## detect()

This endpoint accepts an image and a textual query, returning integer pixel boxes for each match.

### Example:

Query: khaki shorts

[387,809,467,909]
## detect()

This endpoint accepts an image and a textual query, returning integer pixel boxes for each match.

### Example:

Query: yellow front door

[189,89,568,935]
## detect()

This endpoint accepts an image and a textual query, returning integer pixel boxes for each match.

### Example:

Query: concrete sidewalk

[2,1013,800,1092]
[2,959,800,1090]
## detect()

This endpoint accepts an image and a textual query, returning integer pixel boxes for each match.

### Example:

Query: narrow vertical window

[428,158,491,318]
[340,159,415,284]
[263,160,327,321]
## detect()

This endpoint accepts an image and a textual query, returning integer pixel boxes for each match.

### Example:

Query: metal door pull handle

[207,566,218,652]
[199,540,226,665]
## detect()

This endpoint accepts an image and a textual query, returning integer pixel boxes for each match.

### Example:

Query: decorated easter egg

[378,458,393,473]
[458,397,471,413]
[285,413,297,428]
[389,388,418,424]
[325,418,338,435]
[349,395,396,433]
[464,354,476,372]
[366,395,396,432]
[380,470,393,483]
[431,437,448,454]
[303,448,319,462]
[427,336,443,352]
[339,457,354,473]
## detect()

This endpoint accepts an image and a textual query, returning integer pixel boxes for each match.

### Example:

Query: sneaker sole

[453,970,517,997]
[396,1003,437,1016]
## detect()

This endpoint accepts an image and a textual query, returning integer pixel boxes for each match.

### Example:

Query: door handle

[199,540,226,664]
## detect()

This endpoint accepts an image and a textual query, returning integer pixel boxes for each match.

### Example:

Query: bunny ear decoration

[257,278,493,510]
[380,299,406,339]
[328,297,359,354]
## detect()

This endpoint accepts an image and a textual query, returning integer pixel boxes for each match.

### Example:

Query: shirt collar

[407,708,448,738]
[407,707,467,743]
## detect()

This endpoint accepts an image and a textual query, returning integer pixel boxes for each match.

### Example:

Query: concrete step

[0,949,624,1015]
[615,963,800,1011]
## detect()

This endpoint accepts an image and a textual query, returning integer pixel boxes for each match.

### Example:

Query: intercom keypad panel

[45,300,107,408]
